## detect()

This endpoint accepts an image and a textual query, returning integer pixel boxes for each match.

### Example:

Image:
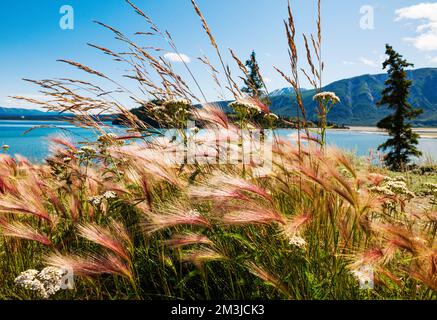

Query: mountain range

[1,68,437,126]
[0,107,51,117]
[267,68,437,126]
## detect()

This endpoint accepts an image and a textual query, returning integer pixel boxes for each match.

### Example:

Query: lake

[0,120,436,162]
[0,120,123,162]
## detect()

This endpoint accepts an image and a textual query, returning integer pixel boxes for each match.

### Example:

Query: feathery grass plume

[193,104,231,129]
[274,0,310,141]
[348,248,384,271]
[0,193,51,222]
[409,265,437,291]
[325,164,359,208]
[164,232,213,248]
[181,247,226,267]
[221,204,285,226]
[0,219,52,246]
[208,174,274,204]
[0,172,17,195]
[245,262,291,299]
[280,211,312,241]
[142,205,211,234]
[328,147,358,179]
[367,173,387,186]
[371,223,430,256]
[110,144,182,188]
[78,219,132,262]
[57,59,108,79]
[367,223,436,289]
[46,252,133,280]
[50,137,78,153]
[189,184,250,202]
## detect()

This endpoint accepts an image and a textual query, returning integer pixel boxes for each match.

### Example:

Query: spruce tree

[377,44,423,171]
[242,51,267,102]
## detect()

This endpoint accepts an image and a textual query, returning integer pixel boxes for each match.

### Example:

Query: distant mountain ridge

[0,107,50,117]
[269,87,308,97]
[2,68,437,126]
[268,68,437,126]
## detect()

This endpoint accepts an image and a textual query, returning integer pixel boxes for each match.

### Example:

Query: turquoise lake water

[0,120,436,162]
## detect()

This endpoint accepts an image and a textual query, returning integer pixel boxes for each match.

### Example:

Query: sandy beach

[337,126,437,139]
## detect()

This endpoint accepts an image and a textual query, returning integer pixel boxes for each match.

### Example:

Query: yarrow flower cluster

[88,191,118,206]
[163,98,191,106]
[369,186,395,197]
[369,176,415,200]
[79,146,96,154]
[423,182,437,204]
[385,181,415,199]
[229,100,263,114]
[98,133,119,144]
[15,267,70,299]
[350,265,374,289]
[102,191,117,199]
[88,195,103,206]
[312,91,340,104]
[288,235,307,248]
[423,182,437,195]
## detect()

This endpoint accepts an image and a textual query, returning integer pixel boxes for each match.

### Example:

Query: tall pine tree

[241,51,269,104]
[377,44,423,171]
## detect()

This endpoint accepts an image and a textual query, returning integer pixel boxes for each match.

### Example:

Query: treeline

[112,105,349,129]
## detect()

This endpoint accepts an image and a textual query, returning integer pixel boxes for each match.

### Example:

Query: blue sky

[1,0,437,109]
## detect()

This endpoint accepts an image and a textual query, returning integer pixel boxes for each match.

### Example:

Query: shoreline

[331,126,437,139]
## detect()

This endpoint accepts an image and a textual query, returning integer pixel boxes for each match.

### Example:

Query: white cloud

[343,60,357,65]
[342,55,383,68]
[163,52,191,63]
[395,2,437,51]
[359,57,379,67]
[264,77,272,84]
[429,56,437,63]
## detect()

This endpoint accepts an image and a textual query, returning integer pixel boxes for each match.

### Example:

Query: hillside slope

[269,68,437,126]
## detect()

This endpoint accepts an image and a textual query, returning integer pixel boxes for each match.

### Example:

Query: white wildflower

[98,133,118,143]
[369,186,395,197]
[350,265,374,289]
[38,267,67,297]
[163,98,191,106]
[423,182,437,195]
[229,100,263,113]
[88,195,102,206]
[370,178,415,200]
[15,267,68,299]
[393,176,407,182]
[15,269,39,280]
[386,181,415,199]
[102,191,117,200]
[289,235,307,248]
[313,91,340,104]
[80,146,95,153]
